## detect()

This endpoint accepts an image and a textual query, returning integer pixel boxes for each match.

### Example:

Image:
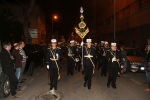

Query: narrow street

[1,58,149,100]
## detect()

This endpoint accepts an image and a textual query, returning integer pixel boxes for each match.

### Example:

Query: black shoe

[71,74,73,76]
[82,71,84,75]
[75,67,77,70]
[54,87,57,90]
[50,87,53,90]
[88,87,91,90]
[19,80,24,83]
[107,84,110,88]
[111,86,117,89]
[104,75,107,77]
[23,79,26,80]
[84,82,86,87]
[101,74,103,76]
[67,73,69,75]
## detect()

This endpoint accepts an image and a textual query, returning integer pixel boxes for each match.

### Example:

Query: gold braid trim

[78,54,81,60]
[66,46,76,66]
[49,48,60,80]
[108,50,120,66]
[103,48,106,54]
[85,47,95,74]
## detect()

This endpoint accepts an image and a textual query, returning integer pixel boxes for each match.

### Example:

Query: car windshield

[126,49,143,57]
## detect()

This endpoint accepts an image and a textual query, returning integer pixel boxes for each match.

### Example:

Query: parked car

[0,61,10,98]
[125,47,144,72]
[23,44,44,76]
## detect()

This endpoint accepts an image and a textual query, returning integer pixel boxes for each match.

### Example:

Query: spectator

[12,43,23,86]
[120,45,127,73]
[19,41,27,83]
[0,41,22,98]
[144,44,150,92]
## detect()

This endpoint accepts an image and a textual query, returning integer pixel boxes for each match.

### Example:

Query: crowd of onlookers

[0,41,27,98]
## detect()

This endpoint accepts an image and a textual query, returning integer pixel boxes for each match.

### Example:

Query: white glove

[121,65,124,68]
[122,58,125,61]
[81,42,84,46]
[47,65,49,69]
[75,58,79,62]
[112,57,116,62]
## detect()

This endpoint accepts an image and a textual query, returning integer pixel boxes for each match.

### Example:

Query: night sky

[40,0,83,37]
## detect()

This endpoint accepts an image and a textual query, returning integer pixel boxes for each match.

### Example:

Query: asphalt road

[1,58,150,100]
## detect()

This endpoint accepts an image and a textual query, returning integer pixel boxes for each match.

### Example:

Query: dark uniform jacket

[46,47,62,68]
[76,46,82,61]
[95,46,100,57]
[66,46,77,59]
[79,46,96,67]
[106,49,122,71]
[101,47,109,56]
[0,49,15,74]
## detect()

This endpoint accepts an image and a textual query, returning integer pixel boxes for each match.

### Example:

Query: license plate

[140,67,145,70]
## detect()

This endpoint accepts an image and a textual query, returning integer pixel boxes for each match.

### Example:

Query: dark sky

[40,0,83,37]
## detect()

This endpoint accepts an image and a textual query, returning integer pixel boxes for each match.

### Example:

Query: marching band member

[66,40,77,75]
[106,43,121,89]
[46,39,62,90]
[79,39,96,89]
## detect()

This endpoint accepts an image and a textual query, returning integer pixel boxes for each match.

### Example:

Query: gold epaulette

[50,58,59,61]
[107,49,110,51]
[57,47,61,49]
[84,55,93,58]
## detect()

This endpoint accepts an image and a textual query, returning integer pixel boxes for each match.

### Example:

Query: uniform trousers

[49,68,58,88]
[76,61,81,71]
[101,57,107,76]
[67,57,75,75]
[107,67,119,87]
[84,66,93,88]
[97,56,102,70]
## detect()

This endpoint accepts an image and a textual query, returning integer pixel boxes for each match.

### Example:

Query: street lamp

[114,0,116,42]
[52,15,58,35]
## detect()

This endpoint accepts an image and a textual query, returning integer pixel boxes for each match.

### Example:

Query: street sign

[28,28,38,38]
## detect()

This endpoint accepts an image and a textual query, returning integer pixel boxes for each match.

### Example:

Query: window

[126,49,143,56]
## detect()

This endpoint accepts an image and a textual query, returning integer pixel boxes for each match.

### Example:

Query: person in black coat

[79,39,96,90]
[100,41,109,76]
[144,44,150,92]
[66,40,77,75]
[106,43,122,89]
[0,41,21,98]
[46,39,62,90]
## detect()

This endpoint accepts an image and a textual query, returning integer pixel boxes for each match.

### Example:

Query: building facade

[0,3,46,44]
[82,0,150,50]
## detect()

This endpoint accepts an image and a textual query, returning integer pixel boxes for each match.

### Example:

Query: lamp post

[52,15,57,35]
[114,0,116,42]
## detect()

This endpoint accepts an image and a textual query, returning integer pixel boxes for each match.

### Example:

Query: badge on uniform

[75,58,79,62]
[56,53,59,59]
